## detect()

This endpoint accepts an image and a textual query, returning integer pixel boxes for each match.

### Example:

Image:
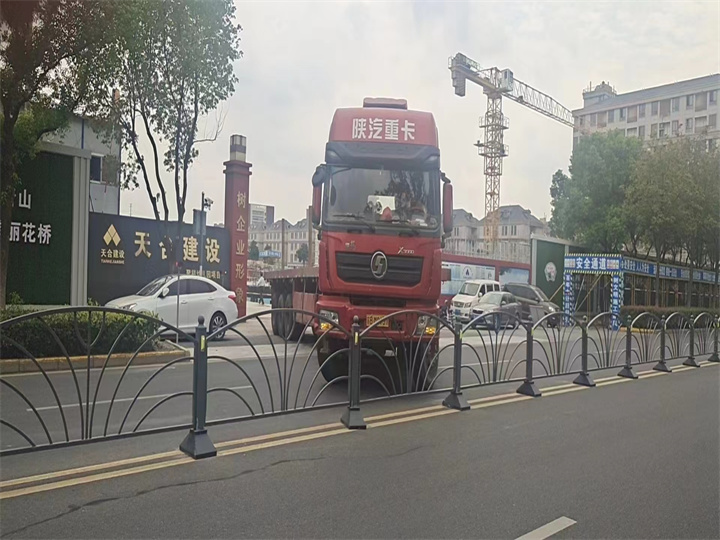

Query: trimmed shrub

[0,308,160,359]
[620,306,720,329]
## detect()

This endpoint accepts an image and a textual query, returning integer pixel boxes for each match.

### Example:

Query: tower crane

[449,52,574,257]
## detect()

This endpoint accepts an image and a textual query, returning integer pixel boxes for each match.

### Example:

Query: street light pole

[199,191,205,276]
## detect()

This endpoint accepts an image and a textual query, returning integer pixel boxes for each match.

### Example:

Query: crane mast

[449,52,573,258]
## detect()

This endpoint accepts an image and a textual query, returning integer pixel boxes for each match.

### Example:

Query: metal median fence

[1,307,718,458]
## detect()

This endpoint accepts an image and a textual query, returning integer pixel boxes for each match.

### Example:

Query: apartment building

[248,210,319,269]
[445,205,550,264]
[249,203,275,228]
[572,74,720,148]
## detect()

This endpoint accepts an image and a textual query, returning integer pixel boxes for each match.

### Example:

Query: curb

[0,349,192,375]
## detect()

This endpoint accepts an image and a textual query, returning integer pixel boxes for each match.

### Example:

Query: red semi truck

[265,97,453,388]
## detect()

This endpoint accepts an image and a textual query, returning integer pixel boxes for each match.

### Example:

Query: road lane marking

[515,516,576,540]
[0,457,196,500]
[218,427,352,457]
[368,408,458,428]
[1,361,712,498]
[0,421,343,490]
[26,386,253,412]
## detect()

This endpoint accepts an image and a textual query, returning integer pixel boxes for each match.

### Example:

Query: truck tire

[284,292,304,341]
[318,346,348,382]
[271,291,280,336]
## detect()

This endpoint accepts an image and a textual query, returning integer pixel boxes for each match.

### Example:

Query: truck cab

[311,98,453,335]
[268,98,453,389]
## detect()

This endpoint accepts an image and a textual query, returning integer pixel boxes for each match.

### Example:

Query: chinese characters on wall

[8,190,53,246]
[224,160,251,317]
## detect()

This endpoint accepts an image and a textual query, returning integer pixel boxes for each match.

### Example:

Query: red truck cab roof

[328,98,439,148]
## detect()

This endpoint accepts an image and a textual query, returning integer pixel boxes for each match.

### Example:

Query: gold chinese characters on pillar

[224,135,251,318]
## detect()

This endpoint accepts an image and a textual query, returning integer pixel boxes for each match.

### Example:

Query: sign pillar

[224,135,251,319]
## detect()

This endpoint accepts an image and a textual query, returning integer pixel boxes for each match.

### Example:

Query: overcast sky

[120,0,720,227]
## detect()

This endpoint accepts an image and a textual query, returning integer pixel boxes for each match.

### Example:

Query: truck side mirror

[443,181,453,235]
[312,185,322,227]
[311,164,328,187]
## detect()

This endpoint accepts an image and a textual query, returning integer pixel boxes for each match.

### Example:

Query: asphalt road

[0,361,717,538]
[1,314,699,452]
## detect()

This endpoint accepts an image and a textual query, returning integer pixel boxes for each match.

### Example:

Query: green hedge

[0,307,160,359]
[620,306,720,329]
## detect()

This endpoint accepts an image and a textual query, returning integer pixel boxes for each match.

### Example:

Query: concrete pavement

[0,360,718,538]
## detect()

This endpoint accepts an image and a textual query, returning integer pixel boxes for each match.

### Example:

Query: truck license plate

[366,314,389,328]
[454,309,461,315]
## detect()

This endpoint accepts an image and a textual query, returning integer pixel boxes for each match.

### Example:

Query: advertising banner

[88,213,229,305]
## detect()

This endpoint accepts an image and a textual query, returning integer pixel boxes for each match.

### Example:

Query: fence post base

[179,429,217,459]
[683,356,700,368]
[516,380,541,397]
[652,361,672,373]
[573,372,596,387]
[708,353,720,363]
[617,366,638,379]
[443,392,470,411]
[341,407,366,430]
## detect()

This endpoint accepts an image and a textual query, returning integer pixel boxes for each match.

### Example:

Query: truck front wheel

[317,345,348,382]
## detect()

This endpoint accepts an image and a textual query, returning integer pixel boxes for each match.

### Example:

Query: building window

[650,123,658,138]
[659,122,670,138]
[709,114,717,130]
[501,225,508,236]
[607,110,614,123]
[590,114,597,127]
[90,156,102,182]
[638,104,646,118]
[638,125,645,139]
[686,118,694,133]
[651,102,659,116]
[579,116,585,126]
[711,90,717,105]
[619,108,626,121]
[672,120,679,135]
[659,99,670,117]
[626,127,637,137]
[510,225,517,236]
[598,111,607,128]
[708,139,717,151]
[672,98,680,112]
[686,95,694,109]
[627,106,637,123]
[696,116,707,130]
[695,92,707,112]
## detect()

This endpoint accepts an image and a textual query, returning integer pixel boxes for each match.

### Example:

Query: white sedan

[106,275,239,338]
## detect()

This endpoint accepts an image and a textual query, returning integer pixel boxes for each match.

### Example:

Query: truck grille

[336,252,423,286]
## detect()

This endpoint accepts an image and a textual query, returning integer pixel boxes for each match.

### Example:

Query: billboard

[7,152,74,305]
[499,267,530,286]
[441,262,496,296]
[87,213,229,305]
[532,238,567,307]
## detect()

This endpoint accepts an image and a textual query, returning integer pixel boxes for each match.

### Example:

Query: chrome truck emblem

[370,251,388,279]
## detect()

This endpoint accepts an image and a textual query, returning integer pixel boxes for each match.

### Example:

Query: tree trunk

[0,119,18,310]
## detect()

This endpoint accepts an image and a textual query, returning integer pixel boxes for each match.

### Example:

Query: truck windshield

[326,167,440,229]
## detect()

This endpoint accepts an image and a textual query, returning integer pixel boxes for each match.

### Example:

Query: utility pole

[281,219,286,270]
[195,192,212,276]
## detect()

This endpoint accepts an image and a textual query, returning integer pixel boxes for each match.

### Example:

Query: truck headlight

[415,315,437,335]
[319,309,339,331]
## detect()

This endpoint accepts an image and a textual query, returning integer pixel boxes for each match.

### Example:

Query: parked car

[106,275,238,338]
[470,292,522,329]
[451,279,501,324]
[502,283,559,325]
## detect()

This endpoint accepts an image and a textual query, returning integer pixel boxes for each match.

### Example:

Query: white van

[451,279,501,323]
